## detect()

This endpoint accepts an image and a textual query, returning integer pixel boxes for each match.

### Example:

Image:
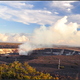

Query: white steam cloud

[19,16,80,55]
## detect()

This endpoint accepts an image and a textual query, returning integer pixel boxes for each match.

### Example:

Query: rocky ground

[0,54,80,79]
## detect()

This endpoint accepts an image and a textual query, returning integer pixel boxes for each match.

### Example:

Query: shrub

[0,61,59,80]
[60,66,65,69]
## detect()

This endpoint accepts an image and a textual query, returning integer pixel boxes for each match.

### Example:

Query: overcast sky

[0,1,80,44]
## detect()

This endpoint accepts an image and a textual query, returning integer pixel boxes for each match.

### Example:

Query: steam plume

[19,16,80,55]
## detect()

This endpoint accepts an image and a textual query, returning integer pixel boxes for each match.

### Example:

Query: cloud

[0,1,62,25]
[50,1,75,12]
[0,1,34,9]
[31,16,79,46]
[68,14,80,24]
[54,12,59,14]
[0,1,80,26]
[0,33,29,43]
[19,16,80,55]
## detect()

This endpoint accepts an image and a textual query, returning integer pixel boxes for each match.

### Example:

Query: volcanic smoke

[19,16,80,55]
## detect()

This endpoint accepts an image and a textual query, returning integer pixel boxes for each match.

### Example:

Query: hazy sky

[0,1,80,43]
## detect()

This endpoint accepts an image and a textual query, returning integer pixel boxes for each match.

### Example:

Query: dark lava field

[0,54,80,79]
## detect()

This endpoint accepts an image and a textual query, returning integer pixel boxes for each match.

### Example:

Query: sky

[0,1,80,46]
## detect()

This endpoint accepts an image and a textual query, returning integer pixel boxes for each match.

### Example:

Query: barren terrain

[0,54,80,79]
[0,43,80,79]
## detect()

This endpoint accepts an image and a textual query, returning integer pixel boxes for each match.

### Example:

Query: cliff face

[0,48,18,54]
[0,42,22,54]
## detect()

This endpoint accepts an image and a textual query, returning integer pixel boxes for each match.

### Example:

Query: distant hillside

[0,42,22,45]
[0,42,22,48]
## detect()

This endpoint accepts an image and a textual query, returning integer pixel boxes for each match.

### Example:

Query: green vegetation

[0,61,59,80]
[60,66,65,69]
[74,62,78,65]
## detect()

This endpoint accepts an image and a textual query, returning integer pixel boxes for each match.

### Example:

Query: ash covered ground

[0,48,80,79]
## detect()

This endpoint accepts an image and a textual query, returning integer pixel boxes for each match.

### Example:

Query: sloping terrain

[27,55,80,78]
[0,45,80,79]
[0,54,80,79]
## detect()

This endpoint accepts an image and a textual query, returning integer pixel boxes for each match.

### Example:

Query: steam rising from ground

[19,16,80,55]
